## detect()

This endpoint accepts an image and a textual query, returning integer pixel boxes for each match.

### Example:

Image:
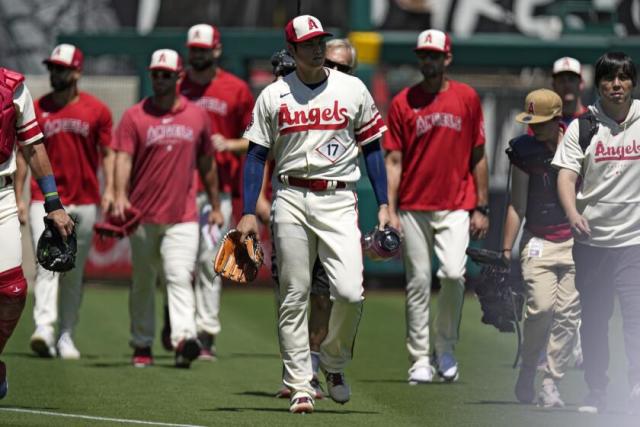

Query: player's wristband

[37,175,63,213]
[44,198,64,213]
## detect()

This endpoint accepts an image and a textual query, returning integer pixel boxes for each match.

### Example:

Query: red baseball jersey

[30,92,112,205]
[114,96,213,224]
[383,80,485,211]
[179,69,254,196]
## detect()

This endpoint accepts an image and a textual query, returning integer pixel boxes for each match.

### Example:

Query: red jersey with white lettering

[30,92,112,205]
[383,80,485,211]
[179,69,254,196]
[114,96,213,224]
[244,69,386,181]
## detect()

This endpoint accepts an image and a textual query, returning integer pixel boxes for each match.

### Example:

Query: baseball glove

[94,206,142,239]
[36,216,78,272]
[213,229,264,283]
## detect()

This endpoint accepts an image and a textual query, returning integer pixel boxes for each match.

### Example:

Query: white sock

[311,351,321,376]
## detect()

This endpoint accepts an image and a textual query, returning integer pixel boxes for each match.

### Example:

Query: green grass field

[0,286,637,427]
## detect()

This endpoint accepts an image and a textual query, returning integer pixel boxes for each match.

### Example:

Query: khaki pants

[401,210,468,364]
[520,232,580,381]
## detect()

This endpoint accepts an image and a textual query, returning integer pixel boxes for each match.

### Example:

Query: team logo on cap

[308,18,319,30]
[527,102,535,114]
[424,33,432,44]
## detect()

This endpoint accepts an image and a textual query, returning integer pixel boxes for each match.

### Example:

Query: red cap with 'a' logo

[285,15,332,43]
[43,44,84,70]
[414,29,451,54]
[149,49,183,72]
[187,24,221,49]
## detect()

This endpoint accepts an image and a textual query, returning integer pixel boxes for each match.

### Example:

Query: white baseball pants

[29,202,96,336]
[272,185,364,396]
[401,209,469,364]
[129,222,199,349]
[0,185,21,272]
[194,192,232,336]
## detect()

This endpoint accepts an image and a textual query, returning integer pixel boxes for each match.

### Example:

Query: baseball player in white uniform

[237,16,389,414]
[0,66,73,398]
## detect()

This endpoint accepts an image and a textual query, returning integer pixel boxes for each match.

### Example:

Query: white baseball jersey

[243,69,387,182]
[0,84,43,177]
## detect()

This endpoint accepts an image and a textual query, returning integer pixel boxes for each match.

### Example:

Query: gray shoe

[538,379,565,408]
[515,367,536,404]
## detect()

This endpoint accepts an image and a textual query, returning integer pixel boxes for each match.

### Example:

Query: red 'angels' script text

[278,100,349,134]
[594,140,640,162]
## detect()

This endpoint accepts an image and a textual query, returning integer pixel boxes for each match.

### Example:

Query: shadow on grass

[228,352,280,359]
[237,391,278,398]
[205,407,380,414]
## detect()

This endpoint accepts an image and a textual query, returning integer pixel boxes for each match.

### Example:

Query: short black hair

[594,52,637,87]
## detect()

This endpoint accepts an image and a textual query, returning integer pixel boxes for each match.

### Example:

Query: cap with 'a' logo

[515,89,562,124]
[414,29,451,53]
[149,49,182,72]
[43,44,84,70]
[552,56,581,76]
[285,15,332,43]
[187,24,221,49]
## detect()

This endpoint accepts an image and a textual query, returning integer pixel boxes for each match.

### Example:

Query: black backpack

[578,110,599,153]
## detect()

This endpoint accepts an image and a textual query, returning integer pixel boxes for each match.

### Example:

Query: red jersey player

[384,29,489,385]
[173,23,254,359]
[14,44,114,360]
[113,49,222,369]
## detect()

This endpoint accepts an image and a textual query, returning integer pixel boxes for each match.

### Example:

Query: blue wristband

[36,175,59,201]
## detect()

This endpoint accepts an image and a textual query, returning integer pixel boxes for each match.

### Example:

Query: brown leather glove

[213,229,264,283]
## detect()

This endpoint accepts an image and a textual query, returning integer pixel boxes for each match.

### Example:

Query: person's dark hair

[594,52,637,87]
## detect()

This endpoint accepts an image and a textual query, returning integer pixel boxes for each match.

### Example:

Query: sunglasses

[324,59,352,74]
[150,70,176,80]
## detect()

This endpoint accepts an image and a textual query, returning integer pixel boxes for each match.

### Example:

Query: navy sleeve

[362,140,389,206]
[242,142,269,215]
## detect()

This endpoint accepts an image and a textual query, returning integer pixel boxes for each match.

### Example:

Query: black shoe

[578,389,607,414]
[175,338,201,368]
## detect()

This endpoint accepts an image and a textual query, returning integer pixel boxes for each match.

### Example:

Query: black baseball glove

[37,215,78,272]
[270,49,296,77]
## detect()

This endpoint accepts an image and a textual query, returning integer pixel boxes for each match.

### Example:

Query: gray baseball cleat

[325,372,351,404]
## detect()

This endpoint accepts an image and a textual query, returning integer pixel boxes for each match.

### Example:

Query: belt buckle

[309,180,326,191]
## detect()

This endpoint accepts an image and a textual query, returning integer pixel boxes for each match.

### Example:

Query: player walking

[112,49,222,368]
[175,24,254,359]
[273,37,360,399]
[0,66,73,397]
[384,29,489,384]
[238,16,389,413]
[552,56,588,125]
[14,44,114,360]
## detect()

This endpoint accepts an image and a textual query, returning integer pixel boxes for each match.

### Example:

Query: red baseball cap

[187,24,221,49]
[285,15,332,43]
[43,44,84,70]
[414,29,451,54]
[148,49,183,72]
